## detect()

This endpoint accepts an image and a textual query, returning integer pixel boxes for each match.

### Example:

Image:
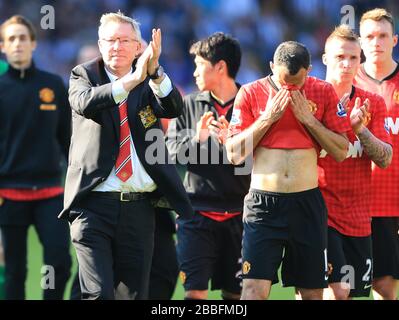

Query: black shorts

[327,227,372,297]
[242,188,328,289]
[371,217,399,279]
[176,212,243,294]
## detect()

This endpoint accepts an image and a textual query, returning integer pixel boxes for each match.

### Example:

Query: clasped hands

[260,88,313,126]
[132,28,162,83]
[196,111,230,145]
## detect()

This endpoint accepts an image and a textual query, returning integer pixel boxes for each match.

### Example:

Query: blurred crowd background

[0,0,398,93]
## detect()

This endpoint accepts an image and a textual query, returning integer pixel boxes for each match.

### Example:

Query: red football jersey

[319,86,391,236]
[228,76,351,150]
[355,64,399,217]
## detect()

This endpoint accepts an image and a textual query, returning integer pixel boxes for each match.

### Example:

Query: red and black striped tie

[115,99,133,181]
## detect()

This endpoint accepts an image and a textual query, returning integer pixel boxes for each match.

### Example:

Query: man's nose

[13,37,22,46]
[112,39,121,49]
[370,37,380,47]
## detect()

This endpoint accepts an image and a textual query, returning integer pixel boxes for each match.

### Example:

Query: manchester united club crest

[39,88,56,111]
[39,88,55,103]
[327,263,333,276]
[362,111,372,126]
[307,99,318,114]
[393,90,399,105]
[139,105,157,128]
[179,271,186,284]
[242,261,251,275]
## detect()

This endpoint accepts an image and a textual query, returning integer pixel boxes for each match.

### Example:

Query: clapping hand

[339,92,351,112]
[147,28,162,77]
[208,115,230,145]
[350,97,370,134]
[131,44,150,83]
[196,111,214,143]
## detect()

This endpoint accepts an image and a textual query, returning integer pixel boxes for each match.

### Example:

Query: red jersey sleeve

[228,85,255,137]
[322,82,351,134]
[369,94,392,145]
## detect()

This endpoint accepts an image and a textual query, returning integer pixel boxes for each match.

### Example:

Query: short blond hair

[325,24,360,52]
[98,11,141,40]
[360,8,395,34]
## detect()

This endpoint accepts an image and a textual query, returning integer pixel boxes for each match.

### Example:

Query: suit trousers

[0,195,71,300]
[70,209,178,300]
[69,192,155,300]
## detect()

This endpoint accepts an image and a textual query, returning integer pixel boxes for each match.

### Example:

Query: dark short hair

[189,32,241,79]
[273,41,310,75]
[0,15,36,41]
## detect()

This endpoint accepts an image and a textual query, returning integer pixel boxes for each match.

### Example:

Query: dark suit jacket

[59,57,193,219]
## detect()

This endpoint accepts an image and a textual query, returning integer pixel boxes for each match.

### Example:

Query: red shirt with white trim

[319,86,391,236]
[228,75,351,149]
[355,64,399,217]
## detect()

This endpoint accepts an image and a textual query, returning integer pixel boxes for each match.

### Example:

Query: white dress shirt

[93,67,173,193]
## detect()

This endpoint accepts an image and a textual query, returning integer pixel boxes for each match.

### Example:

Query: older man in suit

[60,11,193,300]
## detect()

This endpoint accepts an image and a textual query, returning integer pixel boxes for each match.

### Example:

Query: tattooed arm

[351,97,392,168]
[356,128,392,168]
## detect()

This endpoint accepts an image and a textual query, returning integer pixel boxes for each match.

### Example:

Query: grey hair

[98,11,141,41]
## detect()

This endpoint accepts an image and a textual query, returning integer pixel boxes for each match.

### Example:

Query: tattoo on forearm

[357,128,392,168]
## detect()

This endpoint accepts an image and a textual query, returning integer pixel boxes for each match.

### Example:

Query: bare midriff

[251,147,318,193]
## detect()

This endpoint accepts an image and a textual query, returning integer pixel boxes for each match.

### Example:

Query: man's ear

[221,60,227,71]
[136,41,142,58]
[358,36,363,49]
[269,61,274,72]
[307,64,312,74]
[215,60,225,73]
[393,34,398,47]
[322,53,327,66]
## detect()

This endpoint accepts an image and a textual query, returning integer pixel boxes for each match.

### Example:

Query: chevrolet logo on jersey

[320,140,363,159]
[346,141,363,158]
[385,117,399,135]
[384,118,390,134]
